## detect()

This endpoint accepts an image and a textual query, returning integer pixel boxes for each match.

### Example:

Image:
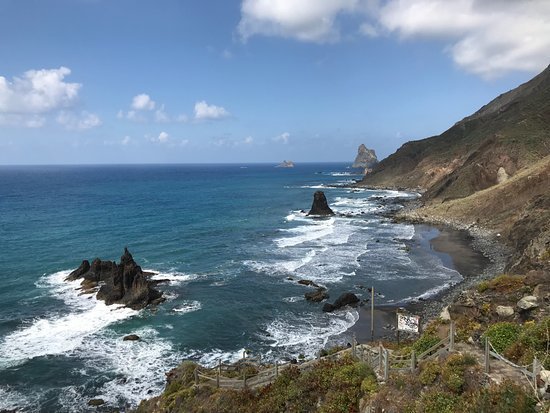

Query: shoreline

[349,219,508,344]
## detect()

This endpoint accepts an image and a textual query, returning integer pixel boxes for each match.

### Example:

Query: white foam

[300,184,328,189]
[195,348,248,367]
[282,296,304,303]
[77,327,182,407]
[280,249,316,272]
[399,281,457,303]
[265,310,359,358]
[275,218,335,248]
[173,301,202,314]
[0,270,137,368]
[0,386,40,412]
[150,271,202,284]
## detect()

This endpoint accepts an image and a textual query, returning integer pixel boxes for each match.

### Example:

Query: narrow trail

[454,342,536,391]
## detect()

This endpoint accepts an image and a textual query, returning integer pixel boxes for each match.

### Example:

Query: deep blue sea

[0,163,462,412]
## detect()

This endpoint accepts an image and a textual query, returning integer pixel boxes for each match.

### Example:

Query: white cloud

[377,0,550,78]
[121,136,131,145]
[0,67,81,114]
[0,114,46,128]
[149,131,170,144]
[222,49,233,59]
[155,105,170,122]
[359,22,378,37]
[131,93,155,111]
[56,110,102,130]
[274,132,290,144]
[238,0,361,43]
[176,113,189,123]
[243,136,254,144]
[194,101,230,120]
[237,0,550,77]
[157,131,169,143]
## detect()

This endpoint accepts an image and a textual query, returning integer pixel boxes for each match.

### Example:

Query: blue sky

[0,0,549,164]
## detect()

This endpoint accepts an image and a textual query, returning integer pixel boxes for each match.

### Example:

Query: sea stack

[66,248,165,310]
[352,144,378,173]
[307,191,334,216]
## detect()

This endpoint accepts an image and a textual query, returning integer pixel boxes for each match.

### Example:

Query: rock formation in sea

[66,248,165,310]
[322,292,360,312]
[352,144,378,173]
[276,160,295,168]
[307,191,334,216]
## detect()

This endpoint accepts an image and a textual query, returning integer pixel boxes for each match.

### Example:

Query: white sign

[397,313,420,333]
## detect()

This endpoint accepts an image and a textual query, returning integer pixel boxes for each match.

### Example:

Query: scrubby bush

[482,322,521,353]
[412,333,440,356]
[419,360,440,386]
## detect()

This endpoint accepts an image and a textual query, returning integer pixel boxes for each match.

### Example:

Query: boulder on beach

[66,248,165,310]
[307,191,334,216]
[322,292,360,312]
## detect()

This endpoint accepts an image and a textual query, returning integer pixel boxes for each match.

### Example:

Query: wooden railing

[484,337,541,390]
[193,323,456,390]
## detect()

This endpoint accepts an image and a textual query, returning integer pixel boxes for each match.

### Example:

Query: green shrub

[419,360,440,385]
[418,389,459,413]
[477,280,489,293]
[482,322,521,353]
[462,380,537,413]
[412,333,440,355]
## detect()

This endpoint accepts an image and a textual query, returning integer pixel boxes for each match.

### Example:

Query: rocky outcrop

[66,248,164,310]
[123,334,141,341]
[322,292,360,312]
[305,288,329,302]
[352,144,378,171]
[307,191,334,216]
[276,160,294,168]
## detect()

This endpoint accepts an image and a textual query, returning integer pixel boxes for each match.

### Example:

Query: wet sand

[350,224,492,344]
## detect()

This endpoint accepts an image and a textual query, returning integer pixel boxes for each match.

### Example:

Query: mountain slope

[359,65,550,271]
[360,65,550,202]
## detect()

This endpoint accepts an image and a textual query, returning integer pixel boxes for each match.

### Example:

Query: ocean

[0,163,463,412]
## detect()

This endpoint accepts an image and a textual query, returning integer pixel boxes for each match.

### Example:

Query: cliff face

[352,144,378,170]
[359,65,550,271]
[360,65,550,200]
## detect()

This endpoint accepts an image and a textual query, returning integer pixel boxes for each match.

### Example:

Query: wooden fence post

[216,371,220,388]
[533,357,539,391]
[411,350,416,372]
[378,344,383,372]
[194,368,199,385]
[352,334,357,359]
[484,337,490,374]
[449,321,455,352]
[384,349,389,381]
[275,361,279,378]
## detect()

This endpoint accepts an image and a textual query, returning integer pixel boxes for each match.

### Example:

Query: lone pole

[370,286,374,341]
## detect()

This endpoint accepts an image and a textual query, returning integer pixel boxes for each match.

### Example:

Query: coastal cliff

[359,65,550,273]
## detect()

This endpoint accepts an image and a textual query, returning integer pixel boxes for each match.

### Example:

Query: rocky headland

[352,144,378,173]
[66,248,165,310]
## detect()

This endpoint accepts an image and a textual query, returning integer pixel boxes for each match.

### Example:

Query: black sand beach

[350,223,496,344]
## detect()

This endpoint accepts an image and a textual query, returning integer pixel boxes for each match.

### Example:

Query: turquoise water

[0,163,462,411]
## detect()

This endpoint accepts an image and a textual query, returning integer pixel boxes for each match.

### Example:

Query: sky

[0,0,549,165]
